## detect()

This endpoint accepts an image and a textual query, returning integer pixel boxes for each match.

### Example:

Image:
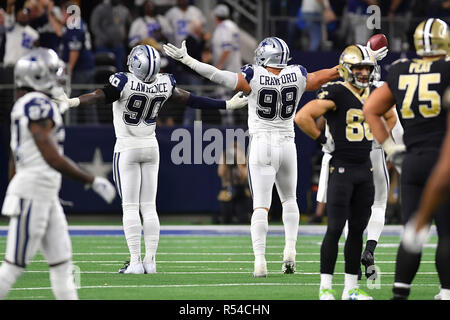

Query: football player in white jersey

[0,48,116,300]
[312,42,404,280]
[56,44,247,274]
[163,37,339,277]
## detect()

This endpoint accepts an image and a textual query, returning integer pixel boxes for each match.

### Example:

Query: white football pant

[113,147,160,264]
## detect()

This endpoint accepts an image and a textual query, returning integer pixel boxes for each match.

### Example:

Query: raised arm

[163,40,251,94]
[305,66,340,91]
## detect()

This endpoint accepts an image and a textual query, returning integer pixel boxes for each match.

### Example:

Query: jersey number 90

[123,94,166,125]
[257,87,298,120]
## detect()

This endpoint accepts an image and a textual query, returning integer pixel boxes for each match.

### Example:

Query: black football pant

[395,151,450,290]
[320,158,374,275]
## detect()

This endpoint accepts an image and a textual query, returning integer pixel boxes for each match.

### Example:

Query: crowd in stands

[1,0,449,126]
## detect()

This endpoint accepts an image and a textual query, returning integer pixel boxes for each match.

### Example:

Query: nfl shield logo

[338,167,345,174]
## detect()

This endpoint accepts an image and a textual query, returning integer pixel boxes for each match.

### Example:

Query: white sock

[49,261,78,300]
[140,202,160,264]
[122,203,142,264]
[282,199,299,254]
[0,262,24,299]
[441,289,450,300]
[367,206,385,242]
[320,273,333,290]
[251,208,269,258]
[344,273,359,292]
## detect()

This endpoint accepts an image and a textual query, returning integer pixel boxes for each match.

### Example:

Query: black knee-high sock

[365,240,377,254]
[392,243,422,299]
[320,230,341,274]
[436,236,450,290]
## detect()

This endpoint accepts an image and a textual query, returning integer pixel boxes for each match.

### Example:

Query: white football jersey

[241,64,308,136]
[164,5,205,46]
[109,72,176,152]
[211,20,242,73]
[7,92,65,200]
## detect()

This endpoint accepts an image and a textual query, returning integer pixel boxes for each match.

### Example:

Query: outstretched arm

[169,87,247,110]
[163,40,251,93]
[305,66,340,91]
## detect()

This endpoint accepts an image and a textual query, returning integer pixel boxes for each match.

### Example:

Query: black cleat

[361,250,377,279]
[357,266,362,280]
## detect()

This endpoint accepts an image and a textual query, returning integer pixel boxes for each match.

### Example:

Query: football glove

[163,40,196,69]
[401,217,431,254]
[382,136,406,169]
[53,91,80,109]
[225,91,248,110]
[366,41,389,61]
[92,176,116,204]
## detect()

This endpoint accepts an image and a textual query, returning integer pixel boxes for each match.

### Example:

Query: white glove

[53,91,80,109]
[366,42,388,61]
[92,176,116,204]
[401,217,431,254]
[225,91,248,110]
[163,40,196,68]
[322,136,335,153]
[382,136,406,169]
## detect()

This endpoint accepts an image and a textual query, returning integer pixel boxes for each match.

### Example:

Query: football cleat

[361,250,377,279]
[143,256,157,274]
[342,288,373,300]
[434,291,442,300]
[253,258,268,278]
[118,261,145,274]
[319,289,336,300]
[282,249,296,274]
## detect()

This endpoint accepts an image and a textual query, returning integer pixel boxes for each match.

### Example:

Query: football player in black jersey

[363,18,450,300]
[295,44,395,300]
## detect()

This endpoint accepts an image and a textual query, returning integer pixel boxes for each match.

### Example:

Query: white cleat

[143,262,157,274]
[253,258,268,278]
[282,249,296,274]
[118,262,145,274]
[342,288,373,300]
[434,292,442,300]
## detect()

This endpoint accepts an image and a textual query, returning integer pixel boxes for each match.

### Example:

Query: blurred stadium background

[0,0,448,225]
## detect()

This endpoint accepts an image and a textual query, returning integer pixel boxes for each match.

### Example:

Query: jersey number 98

[257,87,298,120]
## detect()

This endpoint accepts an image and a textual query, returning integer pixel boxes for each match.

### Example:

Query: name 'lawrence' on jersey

[8,92,65,199]
[241,64,307,136]
[107,72,176,153]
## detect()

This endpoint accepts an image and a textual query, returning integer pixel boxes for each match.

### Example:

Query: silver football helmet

[127,45,161,83]
[254,37,291,68]
[14,48,63,94]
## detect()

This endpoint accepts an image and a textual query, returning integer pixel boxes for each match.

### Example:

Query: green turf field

[0,232,440,300]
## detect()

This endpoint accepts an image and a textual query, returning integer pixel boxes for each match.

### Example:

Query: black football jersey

[386,56,450,151]
[317,81,375,163]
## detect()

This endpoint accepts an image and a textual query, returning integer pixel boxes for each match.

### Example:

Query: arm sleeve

[190,59,238,90]
[186,93,226,110]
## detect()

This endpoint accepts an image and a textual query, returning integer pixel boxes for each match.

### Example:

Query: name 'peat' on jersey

[317,81,374,164]
[107,72,176,153]
[8,92,65,199]
[241,64,308,136]
[386,56,450,151]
